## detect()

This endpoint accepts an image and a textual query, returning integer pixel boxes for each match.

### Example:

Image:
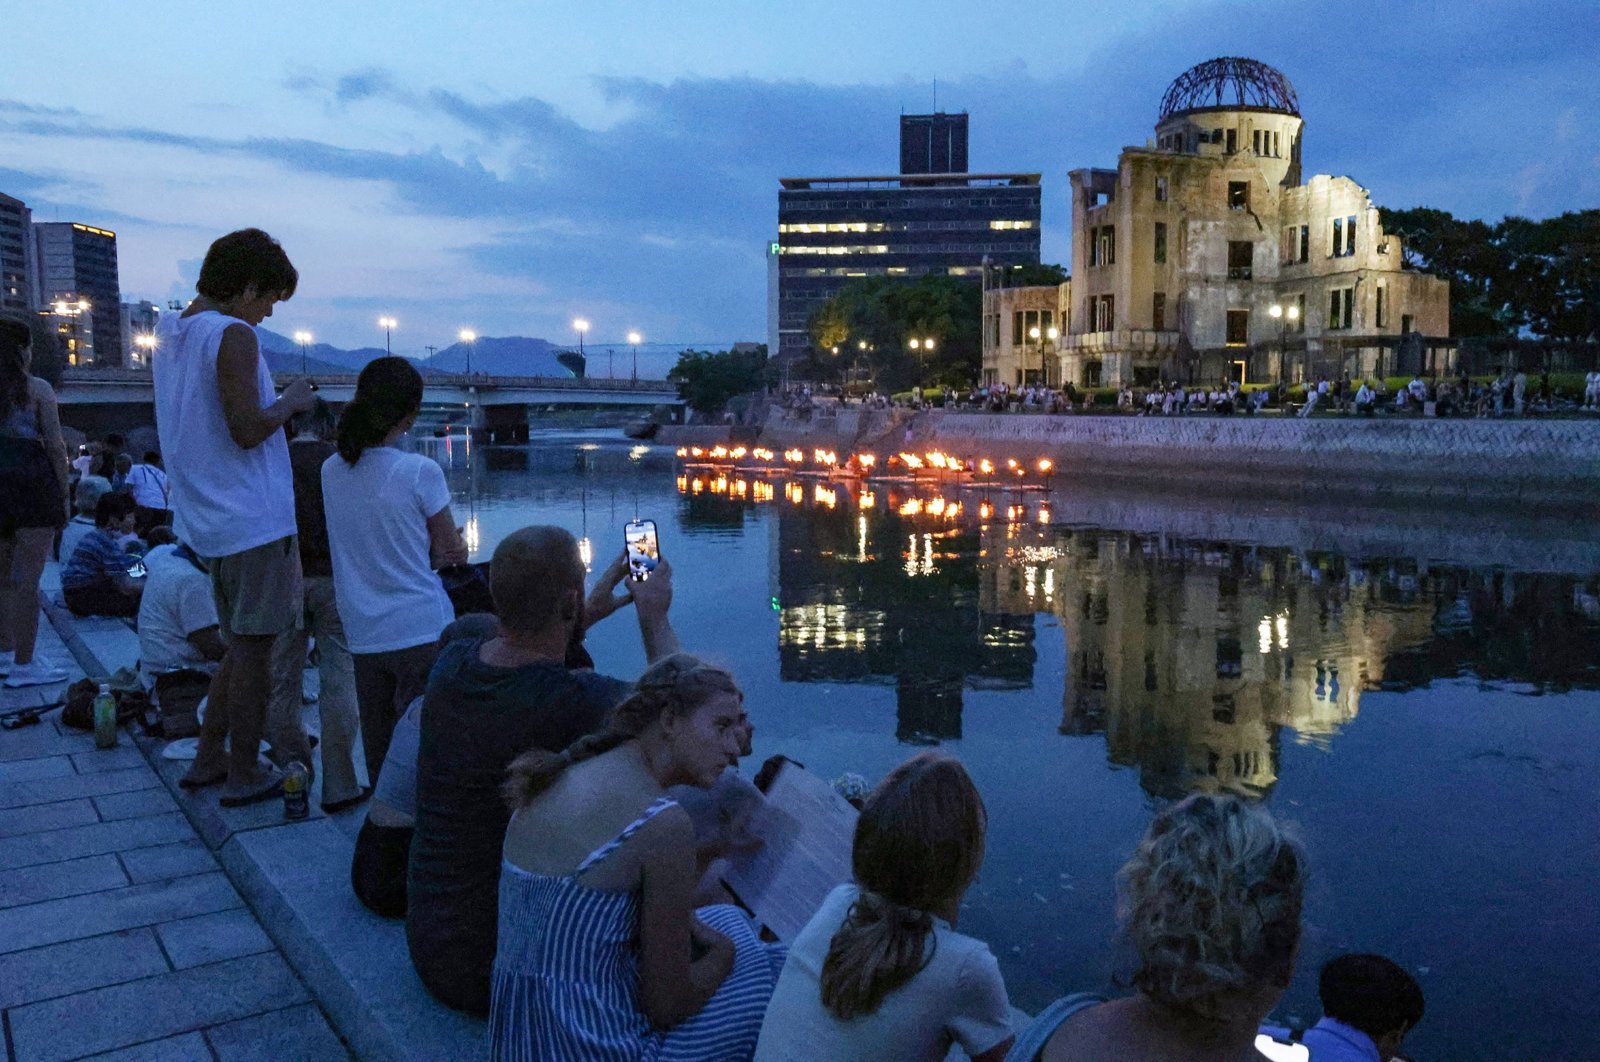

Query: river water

[420,428,1600,1059]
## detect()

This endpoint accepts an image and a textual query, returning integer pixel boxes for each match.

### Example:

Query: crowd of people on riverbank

[778,368,1600,426]
[3,229,1433,1060]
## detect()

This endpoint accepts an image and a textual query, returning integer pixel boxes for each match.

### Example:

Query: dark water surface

[423,429,1600,1059]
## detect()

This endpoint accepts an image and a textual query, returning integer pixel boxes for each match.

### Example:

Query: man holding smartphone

[403,526,681,1014]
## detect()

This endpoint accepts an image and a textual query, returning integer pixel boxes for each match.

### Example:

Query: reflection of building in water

[980,527,1441,798]
[677,467,1600,782]
[771,498,1037,743]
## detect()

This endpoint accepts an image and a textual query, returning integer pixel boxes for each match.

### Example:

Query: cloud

[3,0,1597,348]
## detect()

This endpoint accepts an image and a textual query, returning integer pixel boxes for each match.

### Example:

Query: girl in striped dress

[491,654,785,1061]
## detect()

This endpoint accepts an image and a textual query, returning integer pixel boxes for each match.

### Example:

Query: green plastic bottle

[93,683,118,749]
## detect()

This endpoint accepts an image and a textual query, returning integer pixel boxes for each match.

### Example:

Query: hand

[432,526,469,568]
[583,551,634,630]
[630,555,673,620]
[280,377,318,414]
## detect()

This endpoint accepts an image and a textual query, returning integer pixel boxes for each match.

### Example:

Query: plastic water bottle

[282,762,309,820]
[92,683,118,749]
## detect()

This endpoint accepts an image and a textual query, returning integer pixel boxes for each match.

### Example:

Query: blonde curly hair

[1118,793,1304,1025]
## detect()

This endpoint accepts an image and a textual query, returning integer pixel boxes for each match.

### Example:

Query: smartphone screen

[625,519,660,581]
[1253,1034,1310,1062]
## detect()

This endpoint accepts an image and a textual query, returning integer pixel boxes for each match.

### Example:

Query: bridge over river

[54,369,684,442]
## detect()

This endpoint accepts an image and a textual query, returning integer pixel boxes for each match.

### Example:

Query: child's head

[820,752,987,1020]
[1319,953,1424,1057]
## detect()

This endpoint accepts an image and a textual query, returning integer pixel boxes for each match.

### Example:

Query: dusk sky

[4,0,1596,354]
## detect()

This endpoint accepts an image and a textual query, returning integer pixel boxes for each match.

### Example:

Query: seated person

[405,528,677,1015]
[61,491,144,618]
[755,752,1014,1062]
[1262,953,1424,1062]
[1354,381,1377,415]
[349,612,498,919]
[1013,793,1305,1062]
[491,654,784,1059]
[136,537,225,684]
[57,475,111,563]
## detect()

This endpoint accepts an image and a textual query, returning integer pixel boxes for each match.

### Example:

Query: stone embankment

[710,407,1600,508]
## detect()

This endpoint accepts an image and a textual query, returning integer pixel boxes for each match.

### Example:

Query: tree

[1499,211,1600,343]
[668,345,768,416]
[807,273,984,390]
[1378,206,1600,342]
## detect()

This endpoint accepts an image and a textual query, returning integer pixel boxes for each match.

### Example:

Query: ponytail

[819,751,988,1019]
[501,653,741,810]
[502,729,633,808]
[337,356,423,464]
[820,891,937,1019]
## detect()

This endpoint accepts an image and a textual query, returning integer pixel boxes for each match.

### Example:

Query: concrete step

[219,816,486,1061]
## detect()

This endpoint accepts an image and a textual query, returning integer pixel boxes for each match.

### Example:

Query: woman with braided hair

[491,652,783,1061]
[754,752,1015,1062]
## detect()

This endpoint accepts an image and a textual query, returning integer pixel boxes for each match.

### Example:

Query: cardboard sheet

[722,760,858,941]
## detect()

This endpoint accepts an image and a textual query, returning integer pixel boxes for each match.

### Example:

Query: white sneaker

[3,660,69,687]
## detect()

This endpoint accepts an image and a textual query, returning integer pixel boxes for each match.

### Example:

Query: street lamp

[293,330,313,375]
[1027,326,1059,387]
[378,316,396,355]
[627,331,642,382]
[458,329,477,376]
[1268,303,1300,384]
[133,333,157,368]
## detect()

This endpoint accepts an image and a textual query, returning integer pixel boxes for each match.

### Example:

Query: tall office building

[0,192,37,315]
[899,112,968,175]
[774,114,1040,364]
[35,222,122,367]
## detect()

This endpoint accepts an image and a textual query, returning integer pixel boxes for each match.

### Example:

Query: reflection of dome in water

[1158,57,1300,120]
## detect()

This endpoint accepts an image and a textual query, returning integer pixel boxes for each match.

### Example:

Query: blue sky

[3,0,1596,353]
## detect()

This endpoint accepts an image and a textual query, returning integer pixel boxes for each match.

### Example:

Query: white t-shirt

[754,884,1014,1062]
[321,447,455,654]
[124,463,170,511]
[136,544,220,678]
[153,311,294,558]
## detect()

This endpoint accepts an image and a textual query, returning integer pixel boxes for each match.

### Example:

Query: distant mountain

[422,336,576,377]
[257,329,390,373]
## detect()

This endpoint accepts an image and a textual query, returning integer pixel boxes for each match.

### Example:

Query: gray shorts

[205,535,303,638]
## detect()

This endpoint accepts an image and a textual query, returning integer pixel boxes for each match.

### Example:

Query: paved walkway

[0,593,349,1061]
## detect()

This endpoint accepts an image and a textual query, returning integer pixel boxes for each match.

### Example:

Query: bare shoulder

[28,376,57,403]
[1041,998,1135,1060]
[630,800,695,855]
[219,322,259,351]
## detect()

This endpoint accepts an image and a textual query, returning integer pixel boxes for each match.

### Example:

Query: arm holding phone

[583,540,681,663]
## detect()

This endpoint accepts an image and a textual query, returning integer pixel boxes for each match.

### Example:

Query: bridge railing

[61,368,680,394]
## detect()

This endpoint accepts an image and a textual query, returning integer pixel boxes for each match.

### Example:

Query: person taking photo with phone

[404,526,681,1016]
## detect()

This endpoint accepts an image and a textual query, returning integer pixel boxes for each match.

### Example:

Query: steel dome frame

[1158,58,1300,120]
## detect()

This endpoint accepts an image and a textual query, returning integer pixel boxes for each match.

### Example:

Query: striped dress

[490,797,786,1061]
